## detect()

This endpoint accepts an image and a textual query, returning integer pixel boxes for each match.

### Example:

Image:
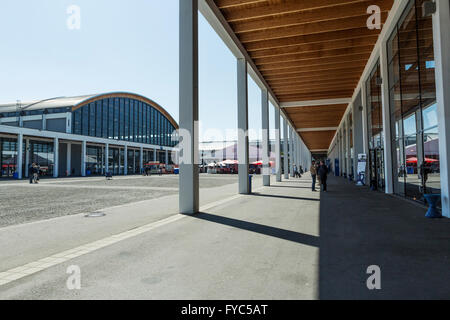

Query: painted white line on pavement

[0,186,264,287]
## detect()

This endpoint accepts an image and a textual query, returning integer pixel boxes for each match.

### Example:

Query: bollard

[248,174,253,194]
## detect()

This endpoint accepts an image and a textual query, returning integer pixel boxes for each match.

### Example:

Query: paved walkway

[0,175,448,299]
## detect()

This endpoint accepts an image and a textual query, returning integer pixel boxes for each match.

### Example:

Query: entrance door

[369,148,385,190]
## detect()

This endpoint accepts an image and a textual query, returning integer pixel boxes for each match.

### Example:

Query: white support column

[237,58,250,194]
[153,149,157,162]
[67,142,71,176]
[261,88,270,186]
[165,149,169,165]
[275,107,281,182]
[289,127,294,177]
[133,149,136,174]
[345,118,351,177]
[42,114,47,131]
[81,141,86,177]
[283,118,289,180]
[380,42,394,194]
[53,137,59,178]
[361,84,369,155]
[25,138,30,178]
[118,148,122,175]
[433,0,450,218]
[17,133,23,179]
[179,0,199,213]
[124,145,128,175]
[104,143,109,175]
[140,146,144,174]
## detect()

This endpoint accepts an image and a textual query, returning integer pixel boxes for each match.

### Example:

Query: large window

[366,61,385,190]
[388,0,438,201]
[72,97,176,147]
[0,138,18,178]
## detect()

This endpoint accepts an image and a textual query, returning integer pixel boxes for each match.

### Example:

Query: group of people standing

[28,163,40,184]
[309,160,329,192]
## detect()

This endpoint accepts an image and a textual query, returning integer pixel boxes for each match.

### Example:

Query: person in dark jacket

[310,161,317,191]
[318,161,329,192]
[28,163,34,184]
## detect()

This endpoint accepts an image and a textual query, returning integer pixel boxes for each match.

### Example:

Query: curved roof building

[0,92,178,178]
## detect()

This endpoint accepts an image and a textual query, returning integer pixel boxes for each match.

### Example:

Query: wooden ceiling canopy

[213,0,394,151]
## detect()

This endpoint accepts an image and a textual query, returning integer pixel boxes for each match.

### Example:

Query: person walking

[32,163,39,184]
[28,163,34,184]
[315,161,321,187]
[310,161,317,191]
[318,161,329,192]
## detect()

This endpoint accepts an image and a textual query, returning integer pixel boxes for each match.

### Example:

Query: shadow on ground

[318,176,450,299]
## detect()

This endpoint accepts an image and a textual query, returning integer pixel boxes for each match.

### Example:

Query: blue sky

[0,0,276,141]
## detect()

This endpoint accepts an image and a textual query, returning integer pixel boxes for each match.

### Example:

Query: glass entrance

[387,0,439,203]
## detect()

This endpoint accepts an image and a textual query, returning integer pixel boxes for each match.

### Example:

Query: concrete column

[289,127,294,177]
[352,100,364,180]
[289,126,295,177]
[25,138,30,178]
[153,149,157,162]
[42,114,47,130]
[118,148,122,175]
[179,0,199,213]
[124,145,128,175]
[104,143,109,175]
[261,88,270,186]
[133,150,136,173]
[283,118,289,179]
[345,117,351,177]
[380,42,394,194]
[275,107,281,182]
[140,146,144,174]
[53,137,59,178]
[237,58,249,194]
[293,133,298,175]
[81,141,86,177]
[67,142,71,176]
[433,0,450,218]
[165,149,169,165]
[17,133,23,179]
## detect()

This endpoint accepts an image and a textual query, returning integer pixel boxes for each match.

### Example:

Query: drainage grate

[85,211,106,218]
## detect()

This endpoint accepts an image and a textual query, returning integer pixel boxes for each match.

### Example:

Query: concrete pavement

[0,175,449,299]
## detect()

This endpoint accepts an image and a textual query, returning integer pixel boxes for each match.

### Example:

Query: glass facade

[86,146,104,176]
[366,61,385,190]
[29,140,54,177]
[72,97,177,147]
[387,0,439,201]
[0,138,18,178]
